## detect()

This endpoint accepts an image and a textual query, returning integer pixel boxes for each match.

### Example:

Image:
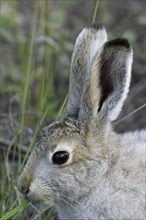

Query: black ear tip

[106,38,131,49]
[88,21,104,31]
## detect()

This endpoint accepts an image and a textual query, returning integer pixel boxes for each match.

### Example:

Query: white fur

[89,27,107,63]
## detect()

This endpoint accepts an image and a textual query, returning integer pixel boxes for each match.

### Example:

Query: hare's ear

[67,22,107,118]
[79,39,133,121]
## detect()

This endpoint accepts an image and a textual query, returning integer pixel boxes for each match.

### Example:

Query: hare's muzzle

[17,171,32,198]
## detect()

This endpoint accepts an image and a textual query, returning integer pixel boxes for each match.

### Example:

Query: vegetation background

[0,0,145,219]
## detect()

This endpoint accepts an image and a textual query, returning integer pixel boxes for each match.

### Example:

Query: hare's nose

[20,184,30,195]
[17,172,31,196]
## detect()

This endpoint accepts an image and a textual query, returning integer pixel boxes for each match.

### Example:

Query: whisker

[59,197,79,217]
[59,193,93,218]
[59,197,88,220]
[57,197,73,215]
[59,193,89,212]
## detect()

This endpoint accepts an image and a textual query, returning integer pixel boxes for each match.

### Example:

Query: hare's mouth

[26,189,55,207]
[25,190,40,202]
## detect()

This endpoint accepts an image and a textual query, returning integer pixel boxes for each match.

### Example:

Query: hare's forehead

[36,118,87,151]
[50,140,77,154]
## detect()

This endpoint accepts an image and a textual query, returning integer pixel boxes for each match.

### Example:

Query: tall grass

[0,1,68,219]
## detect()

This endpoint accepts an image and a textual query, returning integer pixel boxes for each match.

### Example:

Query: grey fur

[18,23,146,220]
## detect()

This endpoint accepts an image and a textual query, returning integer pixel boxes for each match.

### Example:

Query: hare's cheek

[33,156,50,178]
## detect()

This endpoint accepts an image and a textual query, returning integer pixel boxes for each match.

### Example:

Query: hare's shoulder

[112,130,146,182]
[106,130,146,197]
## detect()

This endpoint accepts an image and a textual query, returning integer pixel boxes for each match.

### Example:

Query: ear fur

[79,38,133,121]
[67,22,107,117]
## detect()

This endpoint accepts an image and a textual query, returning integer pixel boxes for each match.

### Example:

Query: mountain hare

[18,23,146,220]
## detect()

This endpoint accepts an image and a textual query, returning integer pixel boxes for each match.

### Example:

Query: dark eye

[52,151,69,165]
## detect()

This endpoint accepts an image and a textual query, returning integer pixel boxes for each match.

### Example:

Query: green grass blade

[92,0,100,23]
[58,94,68,117]
[0,201,29,220]
[18,16,36,135]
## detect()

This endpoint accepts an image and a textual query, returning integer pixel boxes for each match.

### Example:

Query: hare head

[17,23,134,218]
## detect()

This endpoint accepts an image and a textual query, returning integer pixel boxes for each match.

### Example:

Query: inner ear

[98,58,114,112]
[97,38,132,117]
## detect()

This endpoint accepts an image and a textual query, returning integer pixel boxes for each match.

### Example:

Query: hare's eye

[52,151,69,165]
